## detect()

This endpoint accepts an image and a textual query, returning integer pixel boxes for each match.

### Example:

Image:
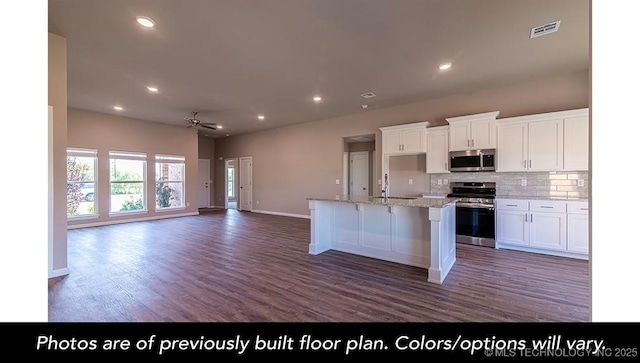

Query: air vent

[530,21,561,38]
[361,92,376,99]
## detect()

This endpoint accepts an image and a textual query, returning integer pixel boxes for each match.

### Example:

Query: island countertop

[307,195,458,208]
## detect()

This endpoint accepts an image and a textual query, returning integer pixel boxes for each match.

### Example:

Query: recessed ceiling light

[226,134,230,137]
[258,115,265,120]
[113,106,123,111]
[313,96,322,102]
[205,134,209,137]
[136,16,156,28]
[361,105,368,109]
[439,63,452,70]
[147,86,159,92]
[218,125,223,129]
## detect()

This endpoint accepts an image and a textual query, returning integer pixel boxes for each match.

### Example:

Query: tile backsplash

[428,171,589,199]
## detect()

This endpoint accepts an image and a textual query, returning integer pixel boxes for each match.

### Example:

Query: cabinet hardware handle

[445,162,447,169]
[529,160,531,168]
[540,206,554,208]
[579,208,588,210]
[506,204,517,207]
[467,139,470,147]
[471,139,474,147]
[525,213,527,222]
[531,213,533,222]
[523,160,526,168]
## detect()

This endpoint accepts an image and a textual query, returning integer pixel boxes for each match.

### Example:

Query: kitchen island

[307,195,458,284]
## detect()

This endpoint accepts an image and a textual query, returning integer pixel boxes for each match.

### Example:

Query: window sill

[109,210,148,217]
[67,214,99,221]
[155,206,186,213]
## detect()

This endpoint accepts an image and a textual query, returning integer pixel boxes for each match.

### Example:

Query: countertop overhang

[307,195,458,208]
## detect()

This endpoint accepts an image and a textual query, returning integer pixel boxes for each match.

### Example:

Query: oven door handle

[456,202,495,210]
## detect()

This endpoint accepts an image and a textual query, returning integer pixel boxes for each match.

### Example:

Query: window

[67,148,97,218]
[227,167,234,198]
[155,155,185,209]
[109,151,146,213]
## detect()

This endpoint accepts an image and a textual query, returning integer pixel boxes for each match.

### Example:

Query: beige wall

[48,33,68,272]
[214,70,589,216]
[388,154,429,197]
[197,135,216,206]
[67,108,199,225]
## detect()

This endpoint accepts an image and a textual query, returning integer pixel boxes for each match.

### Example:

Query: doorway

[343,135,375,197]
[198,159,211,208]
[225,158,238,210]
[239,156,253,211]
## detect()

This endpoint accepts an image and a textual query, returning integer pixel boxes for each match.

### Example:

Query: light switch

[378,179,382,185]
[521,179,527,187]
[443,179,448,185]
[408,179,413,185]
[335,179,340,185]
[437,179,442,185]
[578,179,584,187]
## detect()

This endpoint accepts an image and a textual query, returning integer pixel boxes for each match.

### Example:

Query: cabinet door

[402,128,425,153]
[529,211,566,251]
[496,123,528,172]
[426,130,449,173]
[496,210,529,246]
[449,122,471,151]
[563,116,589,171]
[383,130,403,153]
[567,213,589,254]
[528,119,563,171]
[470,119,496,149]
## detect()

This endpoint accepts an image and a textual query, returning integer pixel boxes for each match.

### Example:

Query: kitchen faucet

[382,173,389,201]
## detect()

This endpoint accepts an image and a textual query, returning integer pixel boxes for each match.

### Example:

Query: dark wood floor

[49,210,589,322]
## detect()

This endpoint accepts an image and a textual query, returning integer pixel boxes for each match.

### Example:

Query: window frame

[155,154,186,211]
[67,148,99,220]
[108,151,147,216]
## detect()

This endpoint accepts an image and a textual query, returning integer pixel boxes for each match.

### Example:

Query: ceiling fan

[184,111,218,130]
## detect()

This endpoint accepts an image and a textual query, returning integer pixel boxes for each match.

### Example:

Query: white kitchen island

[307,195,458,284]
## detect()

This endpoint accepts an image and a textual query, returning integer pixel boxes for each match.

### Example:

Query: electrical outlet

[443,179,448,185]
[521,179,527,187]
[256,200,259,205]
[378,179,382,185]
[186,202,190,207]
[335,179,340,185]
[578,179,584,187]
[437,179,442,185]
[335,195,340,199]
[408,179,413,185]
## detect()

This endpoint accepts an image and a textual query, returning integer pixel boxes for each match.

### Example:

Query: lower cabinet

[496,199,588,259]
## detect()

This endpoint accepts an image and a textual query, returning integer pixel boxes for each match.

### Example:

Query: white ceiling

[48,0,589,137]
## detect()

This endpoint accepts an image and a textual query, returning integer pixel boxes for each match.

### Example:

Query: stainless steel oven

[447,182,496,247]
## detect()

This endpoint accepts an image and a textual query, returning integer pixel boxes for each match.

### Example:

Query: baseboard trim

[67,212,199,229]
[49,267,69,278]
[252,209,310,219]
[497,243,589,260]
[214,205,226,209]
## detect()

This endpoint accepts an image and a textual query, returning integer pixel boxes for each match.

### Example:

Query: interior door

[349,151,369,196]
[239,156,252,211]
[198,159,210,208]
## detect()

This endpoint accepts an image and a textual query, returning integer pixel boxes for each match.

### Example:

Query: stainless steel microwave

[449,149,496,172]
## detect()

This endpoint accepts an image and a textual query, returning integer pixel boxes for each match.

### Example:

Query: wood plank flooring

[48,210,589,322]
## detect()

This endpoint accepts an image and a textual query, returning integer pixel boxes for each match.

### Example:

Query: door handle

[525,213,527,222]
[363,187,366,190]
[531,213,533,222]
[471,139,474,147]
[467,139,470,147]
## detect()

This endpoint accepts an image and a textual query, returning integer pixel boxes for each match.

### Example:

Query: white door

[402,128,425,153]
[496,210,529,246]
[349,151,369,196]
[496,123,528,172]
[527,119,563,171]
[426,129,449,173]
[239,156,252,211]
[567,213,589,254]
[198,159,210,208]
[563,116,589,171]
[448,122,471,151]
[529,211,567,251]
[470,118,496,149]
[383,130,403,153]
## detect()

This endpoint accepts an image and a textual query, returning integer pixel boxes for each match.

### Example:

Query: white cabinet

[567,201,589,254]
[496,108,589,172]
[380,121,428,154]
[425,126,449,173]
[446,111,499,151]
[563,116,589,171]
[497,118,563,172]
[496,198,587,259]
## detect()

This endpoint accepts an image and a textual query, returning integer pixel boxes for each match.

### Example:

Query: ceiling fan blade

[200,124,218,130]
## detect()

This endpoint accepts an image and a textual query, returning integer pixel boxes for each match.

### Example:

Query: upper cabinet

[496,108,589,172]
[425,126,449,174]
[380,121,428,155]
[446,111,500,151]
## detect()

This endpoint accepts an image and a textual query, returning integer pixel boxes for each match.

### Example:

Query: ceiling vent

[530,21,561,39]
[361,92,376,99]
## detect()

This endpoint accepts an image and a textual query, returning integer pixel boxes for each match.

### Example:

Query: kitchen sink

[372,196,418,200]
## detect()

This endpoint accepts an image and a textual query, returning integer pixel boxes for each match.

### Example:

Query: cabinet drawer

[529,200,566,213]
[496,199,529,211]
[567,202,589,214]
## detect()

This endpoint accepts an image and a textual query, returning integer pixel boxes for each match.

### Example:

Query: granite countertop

[307,195,459,208]
[496,195,589,202]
